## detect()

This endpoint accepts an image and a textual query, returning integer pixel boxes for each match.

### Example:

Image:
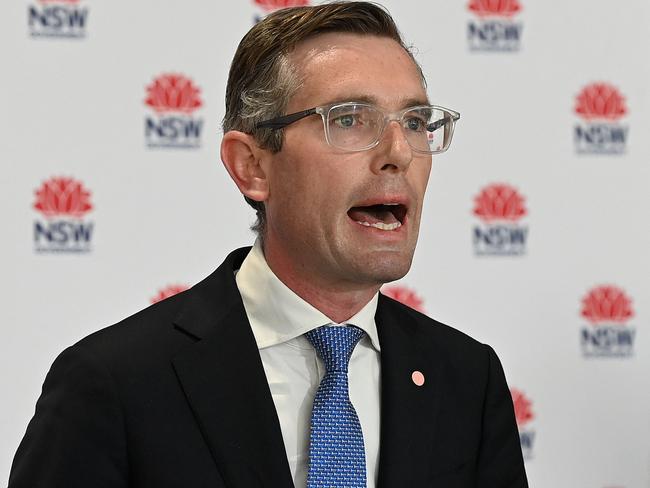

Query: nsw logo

[382,285,425,313]
[144,73,204,149]
[150,284,189,304]
[253,0,310,22]
[472,183,528,256]
[580,285,636,358]
[28,0,88,39]
[511,388,535,460]
[33,176,94,253]
[574,83,628,155]
[467,0,523,52]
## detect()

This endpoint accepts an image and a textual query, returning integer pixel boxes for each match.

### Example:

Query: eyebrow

[319,94,431,109]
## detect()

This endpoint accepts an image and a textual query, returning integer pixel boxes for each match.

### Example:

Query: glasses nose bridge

[375,110,414,159]
[382,107,407,126]
[378,109,409,142]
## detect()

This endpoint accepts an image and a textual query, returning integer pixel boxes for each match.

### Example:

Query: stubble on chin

[340,243,416,287]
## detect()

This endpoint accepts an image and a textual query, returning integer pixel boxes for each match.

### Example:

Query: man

[9,2,528,487]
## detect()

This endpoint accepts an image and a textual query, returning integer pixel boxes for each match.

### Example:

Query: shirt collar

[235,239,380,351]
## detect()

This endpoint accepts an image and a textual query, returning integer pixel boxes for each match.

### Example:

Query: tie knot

[305,325,365,373]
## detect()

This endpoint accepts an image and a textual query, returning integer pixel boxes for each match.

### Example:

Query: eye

[333,114,359,128]
[404,116,427,132]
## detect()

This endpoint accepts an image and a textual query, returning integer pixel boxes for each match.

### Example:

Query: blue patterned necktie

[305,325,367,488]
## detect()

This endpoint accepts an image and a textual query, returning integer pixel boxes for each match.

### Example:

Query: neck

[261,241,380,324]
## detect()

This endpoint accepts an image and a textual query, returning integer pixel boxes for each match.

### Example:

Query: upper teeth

[356,221,401,231]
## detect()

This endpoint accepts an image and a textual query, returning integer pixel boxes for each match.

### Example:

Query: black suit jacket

[9,247,528,488]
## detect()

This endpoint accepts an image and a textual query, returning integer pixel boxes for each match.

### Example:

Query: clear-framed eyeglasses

[255,102,460,154]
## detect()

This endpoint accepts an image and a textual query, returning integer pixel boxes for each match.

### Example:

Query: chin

[355,253,413,285]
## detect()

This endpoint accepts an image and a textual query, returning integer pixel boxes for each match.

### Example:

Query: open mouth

[347,203,407,231]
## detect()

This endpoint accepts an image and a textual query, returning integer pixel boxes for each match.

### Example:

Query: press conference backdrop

[2,0,649,486]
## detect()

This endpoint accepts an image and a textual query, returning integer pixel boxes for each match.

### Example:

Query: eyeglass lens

[325,104,453,153]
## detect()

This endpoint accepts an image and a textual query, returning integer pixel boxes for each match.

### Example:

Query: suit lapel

[171,248,294,488]
[375,294,445,488]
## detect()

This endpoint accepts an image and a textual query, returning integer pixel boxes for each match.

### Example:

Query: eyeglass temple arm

[255,108,318,130]
[427,112,460,132]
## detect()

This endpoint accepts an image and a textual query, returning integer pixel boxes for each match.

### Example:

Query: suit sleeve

[476,345,529,488]
[8,344,129,488]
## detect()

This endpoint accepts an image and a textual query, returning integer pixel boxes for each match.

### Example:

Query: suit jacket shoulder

[9,247,257,488]
[377,292,491,377]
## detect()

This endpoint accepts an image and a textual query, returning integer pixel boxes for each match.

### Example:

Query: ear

[220,130,270,203]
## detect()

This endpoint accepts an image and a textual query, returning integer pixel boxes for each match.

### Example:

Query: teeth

[355,221,402,231]
[372,221,401,230]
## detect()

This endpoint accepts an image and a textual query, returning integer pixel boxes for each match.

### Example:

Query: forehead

[286,32,428,111]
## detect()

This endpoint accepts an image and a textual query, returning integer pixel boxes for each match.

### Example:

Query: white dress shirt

[235,240,381,488]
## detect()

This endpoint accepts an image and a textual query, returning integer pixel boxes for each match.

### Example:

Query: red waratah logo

[151,284,189,304]
[473,184,526,222]
[254,0,309,12]
[510,388,534,428]
[581,285,634,325]
[382,285,425,313]
[33,177,93,218]
[468,0,521,17]
[575,83,627,121]
[145,74,202,114]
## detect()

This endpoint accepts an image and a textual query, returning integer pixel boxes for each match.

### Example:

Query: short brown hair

[222,1,424,236]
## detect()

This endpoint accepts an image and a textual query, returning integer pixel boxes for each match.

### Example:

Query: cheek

[411,161,432,199]
[267,159,329,226]
[270,172,307,223]
[268,137,365,228]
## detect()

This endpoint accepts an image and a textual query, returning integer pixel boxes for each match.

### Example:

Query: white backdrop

[3,0,649,486]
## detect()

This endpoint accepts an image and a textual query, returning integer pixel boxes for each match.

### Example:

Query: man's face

[262,33,432,291]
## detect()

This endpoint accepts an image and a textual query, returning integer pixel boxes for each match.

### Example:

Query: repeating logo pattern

[150,284,189,304]
[33,176,94,253]
[580,285,636,357]
[144,73,204,149]
[472,183,528,256]
[467,0,523,52]
[511,388,535,459]
[28,0,88,39]
[381,285,425,313]
[574,83,629,154]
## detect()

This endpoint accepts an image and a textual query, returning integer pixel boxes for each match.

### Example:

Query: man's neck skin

[261,240,380,324]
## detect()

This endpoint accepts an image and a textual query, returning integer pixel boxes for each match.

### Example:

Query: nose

[370,119,413,174]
